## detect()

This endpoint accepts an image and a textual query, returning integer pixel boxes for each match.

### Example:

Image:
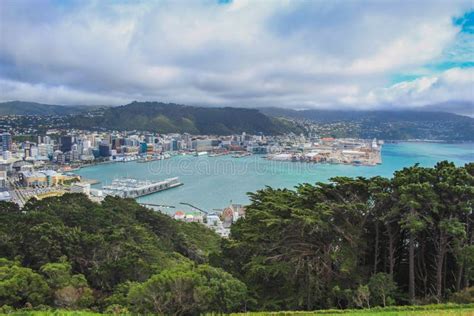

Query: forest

[0,161,473,314]
[69,101,304,135]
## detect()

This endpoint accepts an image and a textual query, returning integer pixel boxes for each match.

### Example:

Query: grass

[229,304,474,316]
[1,304,473,316]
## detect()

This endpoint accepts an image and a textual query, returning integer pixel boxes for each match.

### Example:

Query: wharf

[102,177,182,199]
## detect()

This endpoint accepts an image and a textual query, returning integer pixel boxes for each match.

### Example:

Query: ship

[101,177,182,198]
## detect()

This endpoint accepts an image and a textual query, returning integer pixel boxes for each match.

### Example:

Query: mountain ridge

[0,101,106,116]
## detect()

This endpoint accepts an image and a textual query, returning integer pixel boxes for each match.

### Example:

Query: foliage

[222,161,474,310]
[0,162,472,313]
[449,287,474,304]
[40,260,93,308]
[70,101,304,135]
[368,273,398,307]
[0,194,222,311]
[127,264,248,315]
[0,259,49,307]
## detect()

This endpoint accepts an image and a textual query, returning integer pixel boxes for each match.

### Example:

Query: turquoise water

[76,143,473,212]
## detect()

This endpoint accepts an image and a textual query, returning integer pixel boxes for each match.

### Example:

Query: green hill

[70,101,303,135]
[0,101,99,116]
[259,107,474,140]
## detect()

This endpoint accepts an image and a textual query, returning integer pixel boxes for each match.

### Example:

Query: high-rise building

[99,142,111,157]
[1,132,12,151]
[60,136,73,152]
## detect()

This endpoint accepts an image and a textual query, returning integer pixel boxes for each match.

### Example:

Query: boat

[232,152,251,158]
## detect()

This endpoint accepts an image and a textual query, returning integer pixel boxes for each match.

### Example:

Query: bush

[128,264,248,314]
[450,287,474,304]
[0,259,49,307]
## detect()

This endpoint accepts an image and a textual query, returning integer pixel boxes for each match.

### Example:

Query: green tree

[40,259,93,308]
[368,273,397,307]
[128,265,208,315]
[128,264,248,315]
[0,259,49,307]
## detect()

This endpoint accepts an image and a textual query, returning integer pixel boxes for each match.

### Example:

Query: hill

[259,107,474,140]
[0,101,101,116]
[70,101,303,135]
[1,163,473,314]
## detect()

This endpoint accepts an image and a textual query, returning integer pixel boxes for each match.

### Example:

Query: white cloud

[0,0,472,108]
[0,79,127,105]
[350,67,474,108]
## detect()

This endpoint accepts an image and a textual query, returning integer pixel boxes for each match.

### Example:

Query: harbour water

[76,142,474,212]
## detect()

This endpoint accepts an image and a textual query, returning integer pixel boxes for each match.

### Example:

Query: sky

[0,0,473,111]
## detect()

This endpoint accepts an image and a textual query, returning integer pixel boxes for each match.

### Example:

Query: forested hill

[70,101,302,135]
[260,107,474,141]
[0,101,100,116]
[0,162,473,314]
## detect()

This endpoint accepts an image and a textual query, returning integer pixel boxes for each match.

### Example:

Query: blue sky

[0,0,472,110]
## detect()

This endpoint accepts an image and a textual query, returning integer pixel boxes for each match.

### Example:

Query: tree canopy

[0,161,472,313]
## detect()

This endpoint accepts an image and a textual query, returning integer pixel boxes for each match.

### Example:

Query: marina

[101,177,182,198]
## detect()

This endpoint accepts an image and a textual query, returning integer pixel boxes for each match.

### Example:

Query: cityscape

[0,0,473,315]
[0,124,384,237]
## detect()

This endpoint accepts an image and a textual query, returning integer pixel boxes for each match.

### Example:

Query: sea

[76,142,474,212]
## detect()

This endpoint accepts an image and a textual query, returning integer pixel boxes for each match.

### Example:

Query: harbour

[76,142,473,212]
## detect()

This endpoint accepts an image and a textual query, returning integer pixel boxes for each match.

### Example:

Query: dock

[102,177,182,198]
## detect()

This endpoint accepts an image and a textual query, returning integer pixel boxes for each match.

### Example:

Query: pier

[102,177,183,198]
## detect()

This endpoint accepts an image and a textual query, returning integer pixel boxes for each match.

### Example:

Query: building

[0,190,11,202]
[220,204,246,228]
[19,170,77,187]
[60,136,73,152]
[2,150,12,160]
[1,132,12,151]
[71,182,91,195]
[0,170,7,188]
[99,142,111,157]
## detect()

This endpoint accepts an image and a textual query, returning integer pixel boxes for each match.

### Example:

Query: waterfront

[76,142,474,212]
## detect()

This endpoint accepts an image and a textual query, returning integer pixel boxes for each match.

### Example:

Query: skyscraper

[1,132,12,152]
[60,136,73,152]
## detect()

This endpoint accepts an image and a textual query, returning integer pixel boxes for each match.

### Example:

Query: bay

[76,142,474,212]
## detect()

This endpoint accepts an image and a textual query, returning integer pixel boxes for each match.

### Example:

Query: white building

[71,182,91,195]
[2,151,11,160]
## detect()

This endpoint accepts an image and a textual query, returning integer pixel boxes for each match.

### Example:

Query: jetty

[102,177,182,198]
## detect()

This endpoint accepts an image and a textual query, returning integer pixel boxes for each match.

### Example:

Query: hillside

[0,101,100,116]
[70,101,303,135]
[0,163,473,314]
[259,107,474,141]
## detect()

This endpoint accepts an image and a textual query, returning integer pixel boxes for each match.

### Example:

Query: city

[0,125,382,237]
[0,0,473,315]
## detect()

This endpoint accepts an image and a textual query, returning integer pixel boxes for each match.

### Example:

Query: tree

[353,285,370,308]
[393,165,435,302]
[196,264,248,313]
[0,259,49,307]
[368,273,397,307]
[40,259,93,308]
[128,264,248,315]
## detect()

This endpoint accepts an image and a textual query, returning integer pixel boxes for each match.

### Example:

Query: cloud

[346,67,474,109]
[0,0,472,109]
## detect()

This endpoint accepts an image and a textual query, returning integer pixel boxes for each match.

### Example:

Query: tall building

[99,141,111,157]
[60,136,73,153]
[1,132,12,151]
